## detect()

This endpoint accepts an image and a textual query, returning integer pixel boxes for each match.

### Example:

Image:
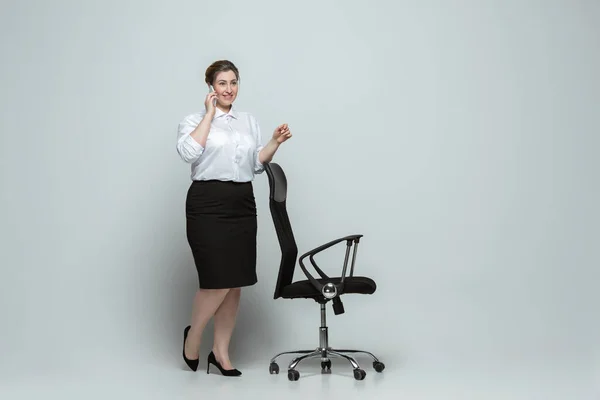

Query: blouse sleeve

[176,114,205,163]
[251,114,265,174]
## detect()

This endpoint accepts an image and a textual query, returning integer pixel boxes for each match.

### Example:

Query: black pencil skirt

[185,180,258,289]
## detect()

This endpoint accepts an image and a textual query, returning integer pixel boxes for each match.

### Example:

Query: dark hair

[205,60,240,86]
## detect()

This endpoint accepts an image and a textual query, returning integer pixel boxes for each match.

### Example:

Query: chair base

[268,303,385,381]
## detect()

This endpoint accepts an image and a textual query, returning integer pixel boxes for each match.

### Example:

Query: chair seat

[281,276,377,299]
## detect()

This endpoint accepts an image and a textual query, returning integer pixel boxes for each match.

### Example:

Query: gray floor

[2,353,596,400]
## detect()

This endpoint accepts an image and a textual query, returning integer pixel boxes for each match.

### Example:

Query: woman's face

[212,70,238,107]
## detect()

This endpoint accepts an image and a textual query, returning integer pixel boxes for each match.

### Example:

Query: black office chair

[264,162,385,381]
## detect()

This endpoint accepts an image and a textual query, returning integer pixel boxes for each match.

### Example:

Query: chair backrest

[264,162,299,299]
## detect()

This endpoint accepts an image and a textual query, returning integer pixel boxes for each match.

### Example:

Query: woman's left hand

[272,124,292,144]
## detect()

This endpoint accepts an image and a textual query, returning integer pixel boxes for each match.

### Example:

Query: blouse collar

[214,105,239,120]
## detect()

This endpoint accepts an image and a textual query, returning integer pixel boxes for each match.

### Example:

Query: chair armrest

[298,234,363,295]
[308,255,329,279]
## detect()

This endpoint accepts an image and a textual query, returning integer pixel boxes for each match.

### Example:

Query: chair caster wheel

[269,362,279,374]
[353,368,366,380]
[373,361,385,372]
[321,360,331,373]
[288,369,300,381]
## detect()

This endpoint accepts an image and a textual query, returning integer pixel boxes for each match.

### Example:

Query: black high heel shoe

[182,325,199,371]
[207,351,242,376]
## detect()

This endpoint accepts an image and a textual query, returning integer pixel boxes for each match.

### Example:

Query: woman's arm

[176,111,215,163]
[190,92,217,147]
[259,123,292,164]
[175,92,217,163]
[259,138,281,164]
[189,112,214,148]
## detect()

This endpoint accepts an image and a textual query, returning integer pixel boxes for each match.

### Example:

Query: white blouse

[176,106,265,182]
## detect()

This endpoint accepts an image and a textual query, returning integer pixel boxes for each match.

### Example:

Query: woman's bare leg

[212,287,242,369]
[184,288,230,360]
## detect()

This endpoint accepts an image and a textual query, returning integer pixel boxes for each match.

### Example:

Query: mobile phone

[208,85,216,105]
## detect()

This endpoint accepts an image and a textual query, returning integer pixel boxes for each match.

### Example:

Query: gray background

[1,0,599,397]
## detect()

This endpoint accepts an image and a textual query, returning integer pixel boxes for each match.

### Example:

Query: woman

[175,60,292,376]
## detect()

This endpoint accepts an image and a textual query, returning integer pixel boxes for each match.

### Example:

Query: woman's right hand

[204,90,217,115]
